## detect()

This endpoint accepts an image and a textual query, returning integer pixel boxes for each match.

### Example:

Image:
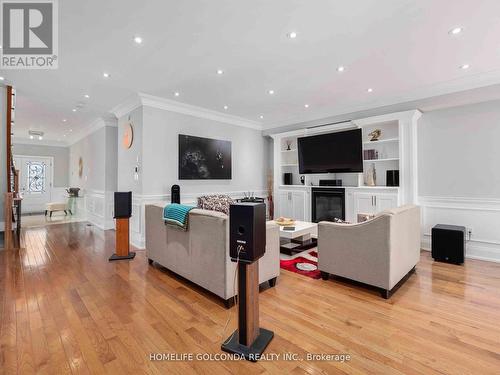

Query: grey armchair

[318,205,421,298]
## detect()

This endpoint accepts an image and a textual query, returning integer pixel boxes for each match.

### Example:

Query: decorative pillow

[333,217,351,224]
[197,194,234,215]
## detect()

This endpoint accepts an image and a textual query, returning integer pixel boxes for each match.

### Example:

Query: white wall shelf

[363,158,399,162]
[363,138,399,146]
[271,110,422,222]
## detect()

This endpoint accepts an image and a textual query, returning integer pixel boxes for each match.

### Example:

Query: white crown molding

[109,95,142,119]
[67,116,118,146]
[12,136,69,147]
[137,93,263,130]
[352,109,422,127]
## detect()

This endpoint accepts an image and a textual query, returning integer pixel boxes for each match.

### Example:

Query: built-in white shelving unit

[271,110,422,222]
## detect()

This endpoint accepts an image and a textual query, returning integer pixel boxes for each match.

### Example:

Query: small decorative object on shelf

[285,140,292,151]
[368,129,382,141]
[300,175,305,185]
[363,149,379,160]
[365,163,376,186]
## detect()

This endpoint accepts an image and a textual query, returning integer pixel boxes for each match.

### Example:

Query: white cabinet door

[375,194,398,212]
[278,190,292,218]
[292,191,306,221]
[354,193,376,215]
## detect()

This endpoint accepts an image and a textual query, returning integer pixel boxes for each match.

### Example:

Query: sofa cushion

[197,194,234,215]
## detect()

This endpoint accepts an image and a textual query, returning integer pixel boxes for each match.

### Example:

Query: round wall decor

[122,122,134,149]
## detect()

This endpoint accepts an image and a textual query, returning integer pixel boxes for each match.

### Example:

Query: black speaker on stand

[221,203,274,361]
[109,192,135,261]
[171,185,180,204]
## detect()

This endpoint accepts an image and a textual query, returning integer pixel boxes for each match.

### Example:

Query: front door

[13,155,53,213]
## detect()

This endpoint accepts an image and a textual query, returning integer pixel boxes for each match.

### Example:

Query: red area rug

[280,251,321,279]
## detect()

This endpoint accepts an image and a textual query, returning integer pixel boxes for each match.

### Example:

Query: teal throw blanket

[163,203,195,230]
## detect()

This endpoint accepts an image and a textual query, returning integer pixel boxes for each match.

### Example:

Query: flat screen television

[298,128,363,173]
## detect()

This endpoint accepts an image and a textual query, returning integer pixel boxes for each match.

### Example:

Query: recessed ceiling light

[304,104,309,108]
[216,69,224,75]
[268,89,275,95]
[223,105,228,110]
[367,88,373,93]
[259,115,264,119]
[62,119,67,122]
[449,27,463,35]
[174,91,180,97]
[63,134,66,137]
[287,31,297,39]
[460,64,470,70]
[84,94,90,99]
[133,36,143,44]
[38,136,43,140]
[0,76,4,81]
[103,72,110,78]
[337,66,345,73]
[72,108,77,112]
[29,135,34,140]
[69,129,73,132]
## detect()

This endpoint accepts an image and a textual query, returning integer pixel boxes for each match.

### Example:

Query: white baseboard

[419,195,500,263]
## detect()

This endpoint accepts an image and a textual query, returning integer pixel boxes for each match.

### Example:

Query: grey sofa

[145,204,280,306]
[318,205,420,298]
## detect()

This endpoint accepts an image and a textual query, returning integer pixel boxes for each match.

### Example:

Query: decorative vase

[366,163,376,186]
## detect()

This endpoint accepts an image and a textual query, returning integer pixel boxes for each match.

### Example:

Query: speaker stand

[109,218,135,261]
[221,262,273,361]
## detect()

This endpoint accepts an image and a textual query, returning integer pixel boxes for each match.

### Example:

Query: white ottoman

[45,202,71,217]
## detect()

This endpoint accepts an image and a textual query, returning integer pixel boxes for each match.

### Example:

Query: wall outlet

[466,227,473,241]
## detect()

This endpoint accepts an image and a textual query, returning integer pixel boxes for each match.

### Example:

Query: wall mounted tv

[298,128,363,173]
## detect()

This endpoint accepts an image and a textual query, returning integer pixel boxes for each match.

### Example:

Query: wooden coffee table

[277,221,318,255]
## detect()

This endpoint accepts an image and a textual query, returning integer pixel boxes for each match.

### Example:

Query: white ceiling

[4,0,500,144]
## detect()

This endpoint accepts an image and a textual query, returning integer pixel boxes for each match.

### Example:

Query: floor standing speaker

[222,203,273,361]
[431,224,465,264]
[109,192,135,261]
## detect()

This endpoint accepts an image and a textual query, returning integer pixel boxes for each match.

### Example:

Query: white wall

[141,106,268,195]
[117,104,270,248]
[70,127,106,190]
[69,124,118,230]
[117,106,143,194]
[418,100,500,262]
[13,143,69,187]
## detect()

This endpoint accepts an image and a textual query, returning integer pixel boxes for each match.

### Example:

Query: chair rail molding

[419,195,500,263]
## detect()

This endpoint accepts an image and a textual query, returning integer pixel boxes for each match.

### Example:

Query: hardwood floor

[1,222,500,374]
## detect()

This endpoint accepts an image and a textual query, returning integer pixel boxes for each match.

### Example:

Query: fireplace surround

[311,188,345,223]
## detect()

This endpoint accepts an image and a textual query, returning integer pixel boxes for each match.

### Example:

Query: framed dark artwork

[179,134,232,179]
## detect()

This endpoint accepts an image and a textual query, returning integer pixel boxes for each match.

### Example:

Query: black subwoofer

[114,192,132,219]
[431,224,466,264]
[229,203,266,264]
